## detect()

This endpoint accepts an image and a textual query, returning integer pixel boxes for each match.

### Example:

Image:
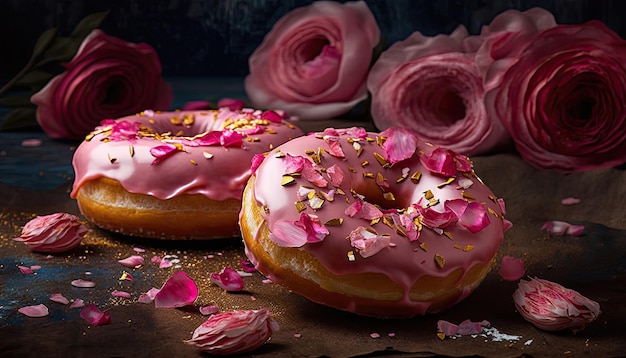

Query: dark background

[1,0,626,79]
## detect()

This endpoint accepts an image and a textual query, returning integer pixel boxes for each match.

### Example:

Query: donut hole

[350,178,413,211]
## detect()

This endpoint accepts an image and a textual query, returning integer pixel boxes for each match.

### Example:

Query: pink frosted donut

[240,126,509,317]
[71,108,303,240]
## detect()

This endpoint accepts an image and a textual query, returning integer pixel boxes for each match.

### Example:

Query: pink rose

[485,21,626,172]
[31,29,172,140]
[245,1,380,120]
[513,277,601,332]
[185,309,279,355]
[367,25,510,156]
[14,212,88,253]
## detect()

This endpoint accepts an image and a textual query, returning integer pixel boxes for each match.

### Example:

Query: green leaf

[0,95,33,107]
[32,27,58,58]
[70,10,110,39]
[42,37,76,63]
[14,70,54,87]
[0,107,39,131]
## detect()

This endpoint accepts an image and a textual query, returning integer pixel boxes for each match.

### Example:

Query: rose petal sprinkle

[154,271,198,308]
[50,293,70,305]
[18,304,49,318]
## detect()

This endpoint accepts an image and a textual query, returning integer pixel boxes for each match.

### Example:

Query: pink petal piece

[138,287,160,304]
[185,309,279,355]
[154,271,199,308]
[437,319,490,337]
[50,293,70,305]
[210,267,245,292]
[541,220,584,236]
[200,305,220,316]
[111,290,132,299]
[561,197,581,206]
[71,279,96,288]
[18,304,49,318]
[133,247,146,253]
[241,259,257,273]
[70,298,85,308]
[21,138,43,147]
[80,304,111,326]
[118,255,144,268]
[380,127,418,164]
[445,199,490,233]
[18,266,34,274]
[514,277,601,332]
[499,256,526,281]
[217,98,245,111]
[348,227,391,258]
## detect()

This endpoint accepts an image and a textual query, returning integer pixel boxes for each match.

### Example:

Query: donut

[71,108,303,240]
[239,126,509,318]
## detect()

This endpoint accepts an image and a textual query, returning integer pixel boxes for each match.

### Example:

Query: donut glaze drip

[71,109,303,201]
[247,127,508,316]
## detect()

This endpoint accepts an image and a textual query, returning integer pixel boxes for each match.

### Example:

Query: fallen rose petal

[70,298,85,308]
[50,293,70,305]
[18,304,49,318]
[541,220,584,236]
[119,271,134,281]
[111,290,132,299]
[241,259,257,273]
[133,247,146,253]
[138,287,161,304]
[18,266,34,275]
[561,197,581,206]
[154,271,198,308]
[210,267,245,292]
[80,304,111,326]
[200,305,220,316]
[118,255,144,268]
[21,138,43,147]
[30,265,41,271]
[499,256,526,281]
[185,309,279,355]
[71,279,96,288]
[159,259,173,269]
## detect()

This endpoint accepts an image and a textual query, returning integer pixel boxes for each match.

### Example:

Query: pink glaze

[248,127,507,316]
[71,109,303,201]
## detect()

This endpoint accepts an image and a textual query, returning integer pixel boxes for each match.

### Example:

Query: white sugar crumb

[524,339,534,346]
[482,327,522,342]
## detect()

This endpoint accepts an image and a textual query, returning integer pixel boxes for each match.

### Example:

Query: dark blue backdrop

[1,0,625,79]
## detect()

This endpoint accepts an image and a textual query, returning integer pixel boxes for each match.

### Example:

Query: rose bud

[185,309,279,355]
[14,212,88,253]
[513,277,601,332]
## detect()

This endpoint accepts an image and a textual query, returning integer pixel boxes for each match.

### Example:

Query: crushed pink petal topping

[150,143,180,165]
[154,271,199,308]
[417,205,458,229]
[348,227,391,258]
[282,154,306,174]
[325,136,345,158]
[241,259,257,273]
[269,213,328,248]
[118,255,144,268]
[421,147,457,177]
[326,164,345,186]
[260,109,284,123]
[513,277,601,332]
[541,220,584,236]
[302,160,328,187]
[200,305,220,316]
[499,256,526,281]
[250,153,266,175]
[219,129,244,147]
[50,293,70,305]
[185,309,279,355]
[345,199,383,220]
[14,212,87,253]
[80,304,111,326]
[380,127,418,164]
[210,267,245,292]
[561,197,581,206]
[445,199,490,233]
[71,279,96,288]
[18,304,49,318]
[99,119,141,142]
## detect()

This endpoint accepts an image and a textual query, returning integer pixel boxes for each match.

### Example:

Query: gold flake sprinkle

[410,171,422,183]
[190,159,198,165]
[348,167,357,173]
[395,225,407,237]
[383,192,396,201]
[107,153,117,164]
[488,206,500,218]
[363,172,374,179]
[295,201,307,212]
[462,191,475,200]
[361,160,369,167]
[266,128,276,134]
[347,251,356,262]
[454,243,462,250]
[325,218,344,226]
[376,135,386,147]
[437,177,456,188]
[434,254,445,269]
[427,198,440,207]
[203,151,214,159]
[424,190,434,200]
[281,175,296,186]
[373,152,390,168]
[370,217,381,226]
[183,114,194,125]
[437,332,446,340]
[274,151,285,158]
[463,245,475,252]
[443,231,453,240]
[305,149,315,155]
[311,153,321,164]
[170,116,182,125]
[129,145,135,157]
[308,195,324,210]
[419,242,428,252]
[336,188,345,195]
